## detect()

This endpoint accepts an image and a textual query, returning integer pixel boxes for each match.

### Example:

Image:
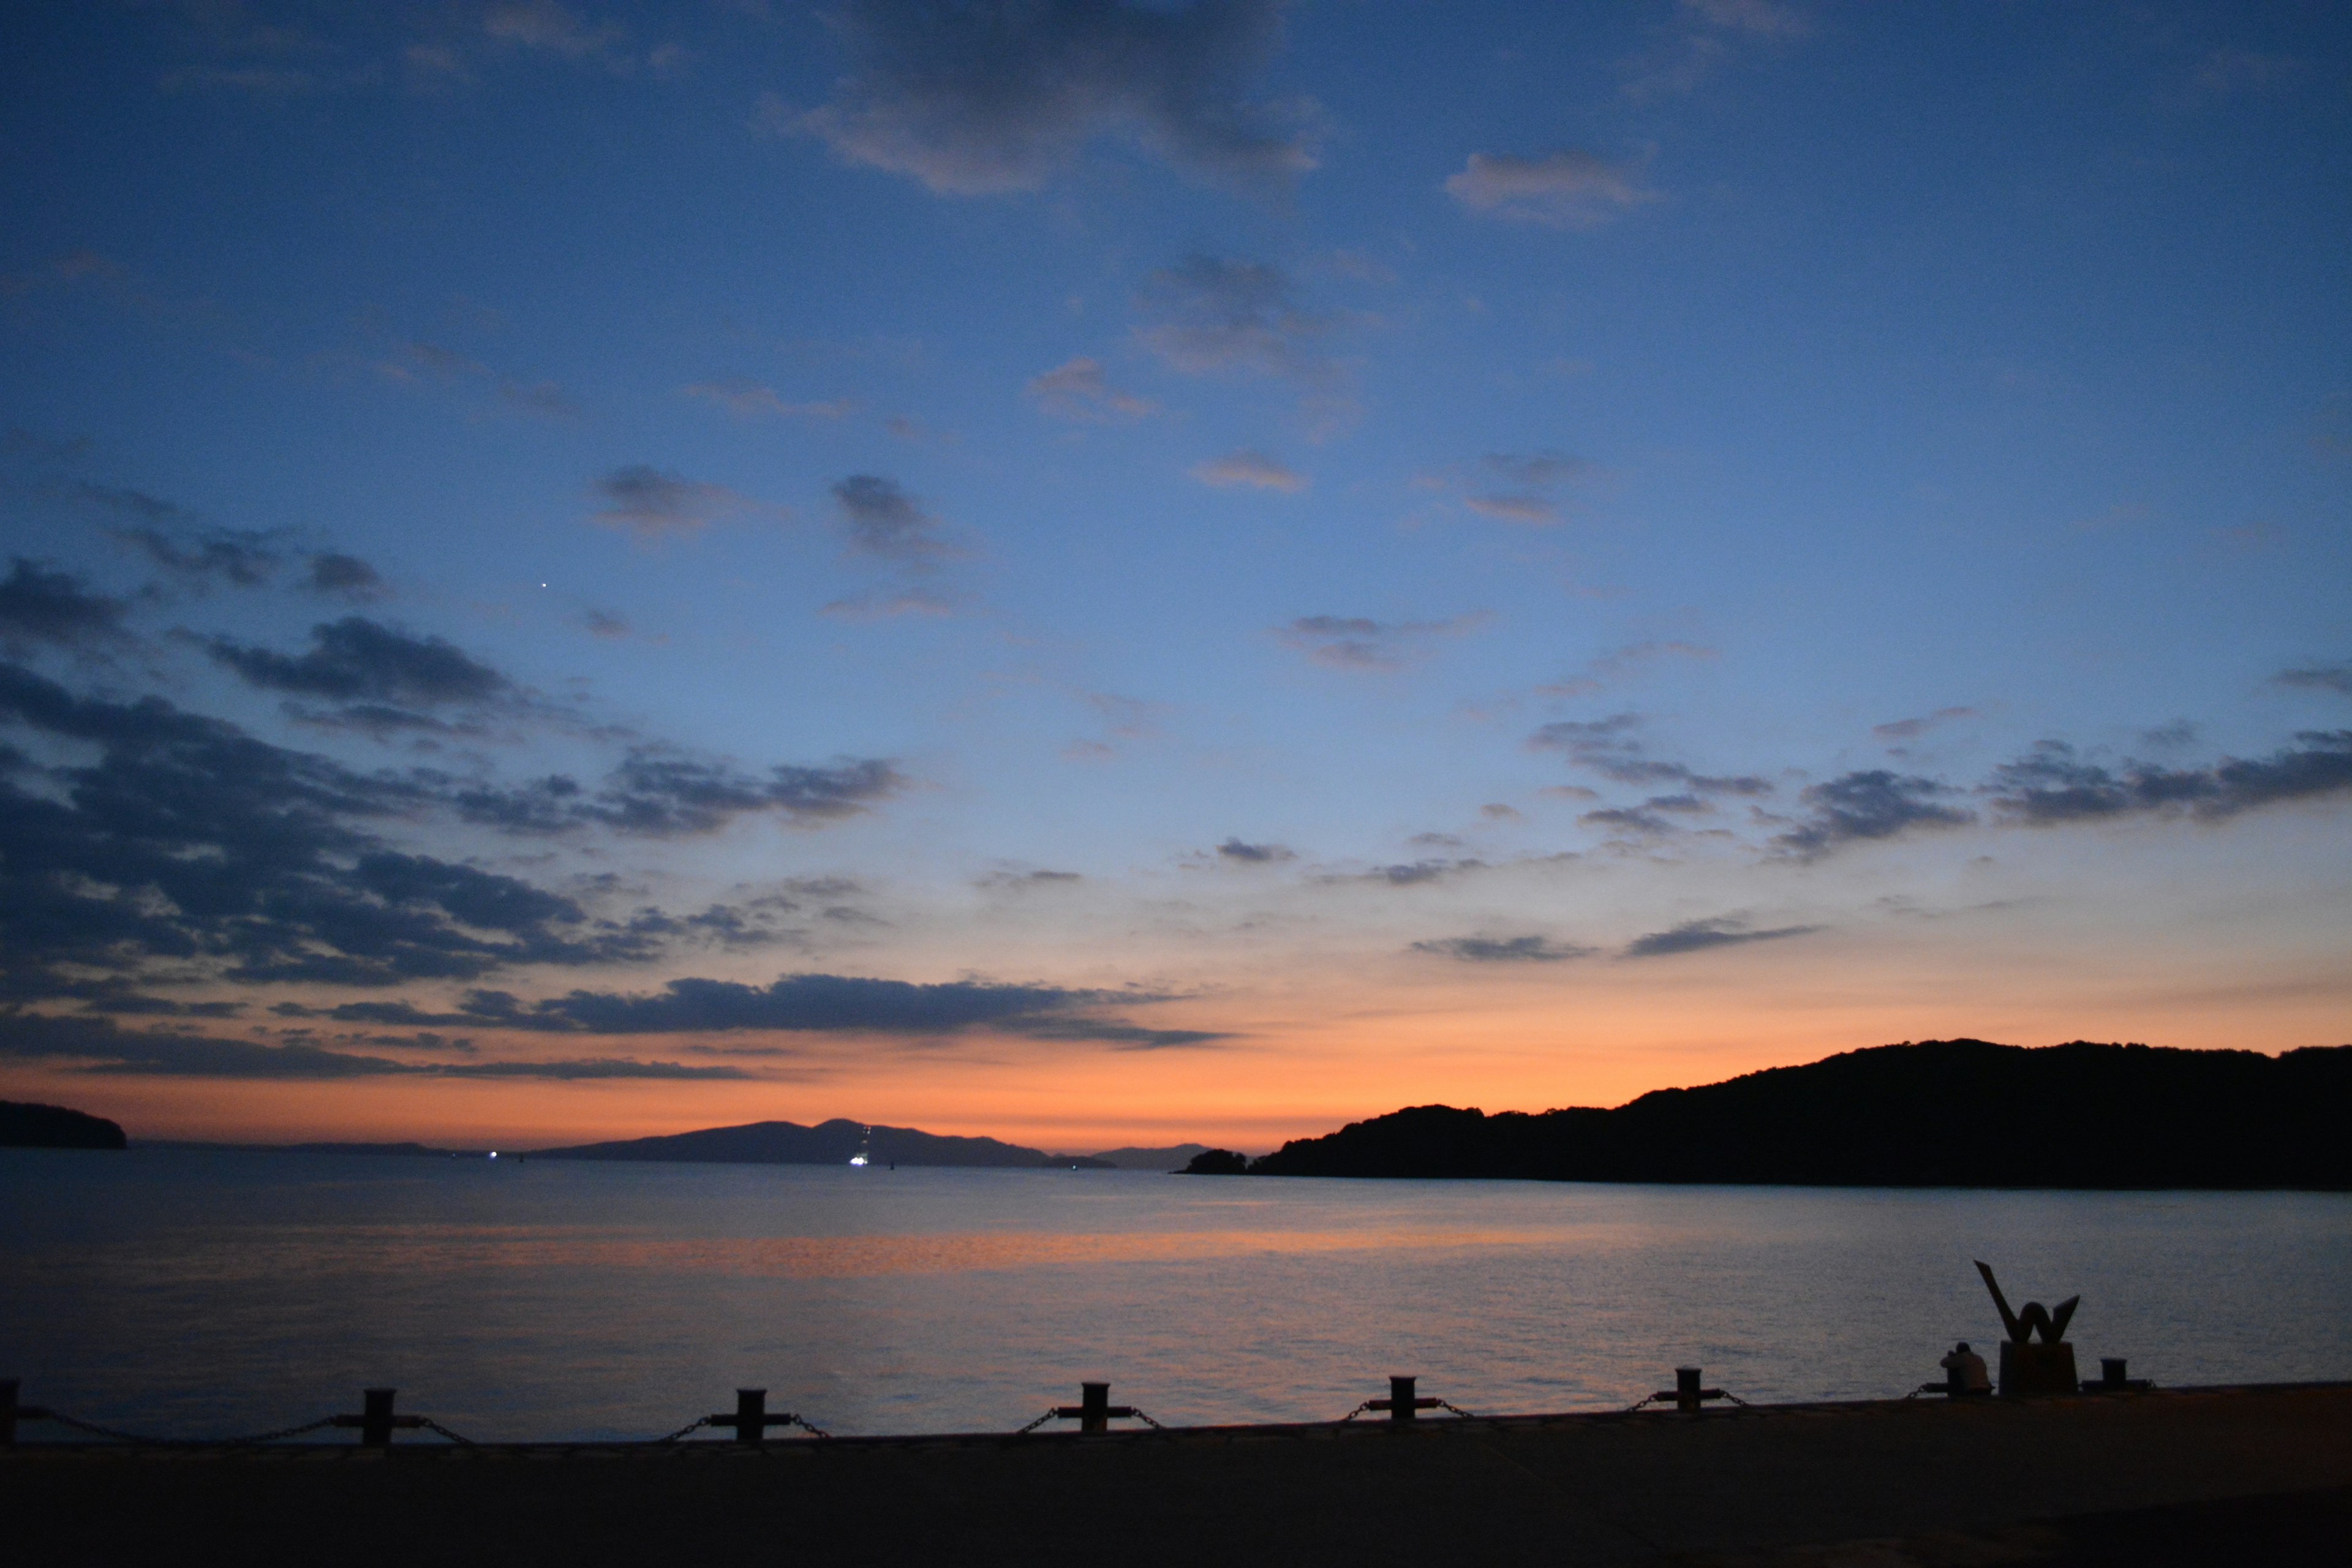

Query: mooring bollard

[2099,1357,2128,1390]
[1367,1375,1441,1423]
[0,1378,54,1447]
[1062,1382,1121,1434]
[707,1389,801,1445]
[330,1387,424,1448]
[1647,1366,1729,1414]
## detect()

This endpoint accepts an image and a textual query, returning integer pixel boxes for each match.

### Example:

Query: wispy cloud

[680,380,855,420]
[2276,663,2352,698]
[1192,448,1305,491]
[590,466,772,539]
[830,474,952,562]
[0,559,129,652]
[1411,935,1593,962]
[1027,357,1156,421]
[1279,612,1487,672]
[1772,771,1974,859]
[1528,713,1771,794]
[1983,734,2352,825]
[1873,706,1978,742]
[785,0,1319,195]
[1537,641,1716,699]
[1445,151,1658,229]
[1622,913,1820,959]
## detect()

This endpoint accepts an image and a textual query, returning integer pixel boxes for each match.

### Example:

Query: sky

[0,0,2346,1152]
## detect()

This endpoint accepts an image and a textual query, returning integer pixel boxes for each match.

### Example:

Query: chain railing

[4,1358,2149,1451]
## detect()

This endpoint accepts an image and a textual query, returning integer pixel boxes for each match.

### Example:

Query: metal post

[1079,1382,1110,1435]
[1,1379,16,1447]
[1675,1366,1703,1414]
[360,1388,398,1449]
[1389,1375,1418,1423]
[734,1389,767,1446]
[2100,1357,2127,1390]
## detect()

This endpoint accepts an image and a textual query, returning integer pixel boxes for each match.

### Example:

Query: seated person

[1939,1341,1992,1394]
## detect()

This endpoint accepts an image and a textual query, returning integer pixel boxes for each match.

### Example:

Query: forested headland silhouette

[1185,1040,2351,1189]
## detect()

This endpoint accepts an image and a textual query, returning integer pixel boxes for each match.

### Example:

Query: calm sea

[5,1148,2348,1442]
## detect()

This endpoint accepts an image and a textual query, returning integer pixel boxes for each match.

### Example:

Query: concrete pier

[5,1383,2346,1566]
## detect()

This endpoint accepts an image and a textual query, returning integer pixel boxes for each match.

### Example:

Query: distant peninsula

[536,1118,1201,1170]
[1194,1040,2352,1190]
[1,1100,127,1150]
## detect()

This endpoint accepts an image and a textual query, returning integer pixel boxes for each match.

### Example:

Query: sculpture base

[1999,1340,2079,1397]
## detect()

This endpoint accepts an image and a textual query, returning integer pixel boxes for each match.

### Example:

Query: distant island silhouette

[537,1119,1205,1171]
[1,1099,126,1150]
[1183,1040,2352,1189]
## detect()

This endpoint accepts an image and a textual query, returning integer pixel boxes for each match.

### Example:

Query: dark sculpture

[1973,1261,2081,1396]
[1974,1260,2077,1343]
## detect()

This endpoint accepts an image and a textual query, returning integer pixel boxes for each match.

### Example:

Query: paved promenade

[7,1384,2347,1566]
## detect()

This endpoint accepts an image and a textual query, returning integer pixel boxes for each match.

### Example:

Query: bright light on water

[4,1149,2346,1443]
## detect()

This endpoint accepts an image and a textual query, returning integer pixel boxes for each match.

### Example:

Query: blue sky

[0,1,2346,1147]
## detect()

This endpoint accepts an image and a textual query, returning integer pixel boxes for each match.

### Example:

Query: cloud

[109,521,283,588]
[1873,706,1978,742]
[0,559,129,651]
[1410,935,1593,962]
[450,752,902,839]
[1536,641,1716,699]
[788,0,1318,195]
[1622,914,1820,959]
[463,971,1131,1037]
[0,662,894,1003]
[1006,1017,1230,1049]
[202,617,507,707]
[1192,448,1305,491]
[1681,0,1809,37]
[591,466,767,538]
[1772,770,1975,859]
[680,380,856,420]
[1579,805,1678,837]
[0,1012,752,1080]
[1279,612,1485,673]
[1461,493,1558,524]
[831,474,951,562]
[1136,254,1334,380]
[1444,151,1658,229]
[1983,734,2352,825]
[582,608,630,639]
[1528,714,1771,794]
[820,592,961,620]
[1348,858,1485,886]
[482,1,627,62]
[1027,357,1157,421]
[1483,450,1593,486]
[2276,663,2352,698]
[1624,0,1809,99]
[307,553,388,601]
[1216,837,1294,863]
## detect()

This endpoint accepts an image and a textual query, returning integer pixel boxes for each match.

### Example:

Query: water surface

[6,1148,2347,1441]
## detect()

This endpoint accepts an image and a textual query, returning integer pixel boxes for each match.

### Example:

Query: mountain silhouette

[1241,1040,2351,1189]
[537,1117,1067,1168]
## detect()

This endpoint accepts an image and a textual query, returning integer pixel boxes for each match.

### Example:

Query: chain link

[1335,1400,1377,1423]
[647,1415,714,1444]
[1014,1408,1062,1436]
[412,1417,476,1445]
[34,1410,345,1446]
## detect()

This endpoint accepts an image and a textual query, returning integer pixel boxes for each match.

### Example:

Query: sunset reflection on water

[7,1150,2348,1443]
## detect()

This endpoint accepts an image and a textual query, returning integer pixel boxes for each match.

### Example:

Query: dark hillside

[1248,1041,2352,1189]
[1,1100,127,1150]
[536,1117,1060,1167]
